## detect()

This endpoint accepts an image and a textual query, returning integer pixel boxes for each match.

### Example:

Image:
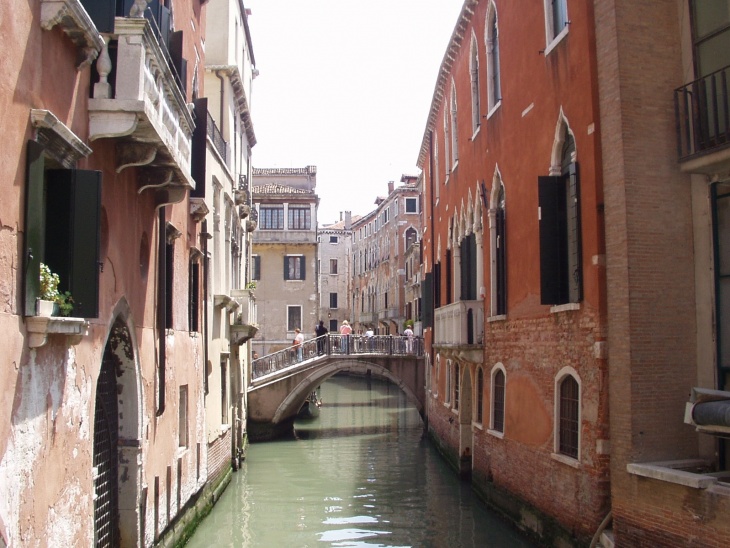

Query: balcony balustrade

[230,289,258,345]
[434,300,484,347]
[675,65,730,173]
[88,16,195,196]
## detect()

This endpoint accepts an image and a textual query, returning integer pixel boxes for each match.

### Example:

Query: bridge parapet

[251,334,423,381]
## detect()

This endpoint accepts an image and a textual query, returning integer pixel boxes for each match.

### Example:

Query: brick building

[351,177,422,335]
[418,0,730,546]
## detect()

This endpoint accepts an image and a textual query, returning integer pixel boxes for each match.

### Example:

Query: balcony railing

[88,17,195,189]
[434,300,484,346]
[207,110,228,165]
[675,65,730,162]
[230,289,257,346]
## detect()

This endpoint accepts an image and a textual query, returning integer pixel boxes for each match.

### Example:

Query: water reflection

[186,374,535,547]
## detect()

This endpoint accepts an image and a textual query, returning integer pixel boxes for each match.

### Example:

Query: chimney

[388,181,394,194]
[345,211,352,230]
[340,211,343,221]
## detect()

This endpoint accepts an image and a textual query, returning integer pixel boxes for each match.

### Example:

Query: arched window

[554,369,581,460]
[470,34,481,134]
[443,109,450,176]
[445,359,452,404]
[476,367,484,424]
[450,83,459,166]
[495,182,506,315]
[491,366,505,433]
[486,3,501,113]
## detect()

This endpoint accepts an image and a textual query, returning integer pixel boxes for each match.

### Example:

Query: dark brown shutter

[24,141,45,316]
[496,208,507,314]
[191,98,208,197]
[300,256,306,280]
[169,31,187,95]
[283,257,290,280]
[538,175,566,305]
[422,272,434,329]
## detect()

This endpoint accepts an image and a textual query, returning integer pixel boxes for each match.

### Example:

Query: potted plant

[38,263,74,317]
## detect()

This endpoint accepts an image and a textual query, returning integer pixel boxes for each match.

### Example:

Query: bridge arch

[272,358,424,425]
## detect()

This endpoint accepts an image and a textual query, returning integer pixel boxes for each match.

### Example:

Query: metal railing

[251,334,424,380]
[675,65,730,160]
[207,110,228,164]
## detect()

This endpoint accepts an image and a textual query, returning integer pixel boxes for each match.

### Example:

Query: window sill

[625,460,730,490]
[488,314,507,323]
[487,428,504,439]
[470,126,481,142]
[451,161,459,173]
[486,101,502,120]
[26,315,89,348]
[543,26,569,57]
[550,302,580,314]
[551,452,581,469]
[473,422,484,431]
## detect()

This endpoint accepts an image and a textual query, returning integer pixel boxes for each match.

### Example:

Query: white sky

[245,0,464,226]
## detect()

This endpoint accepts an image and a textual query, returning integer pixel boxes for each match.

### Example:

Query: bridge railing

[251,334,423,380]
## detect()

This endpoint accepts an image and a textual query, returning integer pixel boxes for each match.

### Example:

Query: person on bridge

[293,328,304,362]
[340,320,352,354]
[315,320,328,355]
[403,325,414,354]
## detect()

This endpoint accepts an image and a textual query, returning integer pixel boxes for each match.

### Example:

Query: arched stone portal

[94,304,143,546]
[459,366,473,480]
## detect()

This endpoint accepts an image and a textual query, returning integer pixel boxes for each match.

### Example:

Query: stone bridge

[247,335,426,441]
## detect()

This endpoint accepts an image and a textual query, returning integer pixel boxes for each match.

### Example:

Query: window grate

[94,351,120,547]
[559,376,579,458]
[493,370,505,432]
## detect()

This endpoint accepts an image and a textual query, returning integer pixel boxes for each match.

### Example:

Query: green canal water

[186,374,536,547]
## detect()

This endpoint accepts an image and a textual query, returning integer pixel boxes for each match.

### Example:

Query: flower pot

[37,299,57,317]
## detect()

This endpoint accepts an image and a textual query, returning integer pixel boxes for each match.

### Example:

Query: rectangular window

[252,255,261,280]
[178,385,188,447]
[538,163,582,305]
[330,292,338,308]
[287,305,302,332]
[288,206,311,230]
[329,235,338,243]
[24,141,102,318]
[259,206,284,229]
[329,319,338,332]
[330,258,338,274]
[405,197,418,213]
[284,255,305,280]
[188,260,200,332]
[165,240,174,329]
[221,360,228,424]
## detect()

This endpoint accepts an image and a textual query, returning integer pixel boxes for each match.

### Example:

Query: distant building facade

[251,167,319,356]
[318,212,356,334]
[351,177,421,335]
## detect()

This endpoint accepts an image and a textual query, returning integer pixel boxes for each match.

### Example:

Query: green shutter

[567,162,583,303]
[46,169,102,318]
[301,256,306,280]
[24,141,45,316]
[422,272,434,329]
[284,257,289,280]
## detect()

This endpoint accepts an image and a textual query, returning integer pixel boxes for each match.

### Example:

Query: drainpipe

[216,70,225,137]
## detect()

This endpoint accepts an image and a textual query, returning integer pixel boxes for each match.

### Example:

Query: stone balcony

[434,300,484,363]
[230,289,258,345]
[88,16,195,201]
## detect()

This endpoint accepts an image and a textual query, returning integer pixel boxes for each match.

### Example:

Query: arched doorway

[94,314,142,546]
[459,365,473,480]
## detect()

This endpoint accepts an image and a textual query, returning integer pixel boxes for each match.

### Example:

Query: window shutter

[46,169,102,318]
[80,0,116,33]
[496,208,507,314]
[567,162,583,302]
[422,272,434,329]
[538,175,566,305]
[24,141,45,316]
[169,31,187,95]
[301,256,306,280]
[191,98,208,197]
[284,257,289,280]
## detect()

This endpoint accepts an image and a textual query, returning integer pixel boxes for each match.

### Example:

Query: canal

[186,374,536,547]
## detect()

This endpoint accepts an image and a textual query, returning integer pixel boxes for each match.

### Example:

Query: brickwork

[207,429,232,480]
